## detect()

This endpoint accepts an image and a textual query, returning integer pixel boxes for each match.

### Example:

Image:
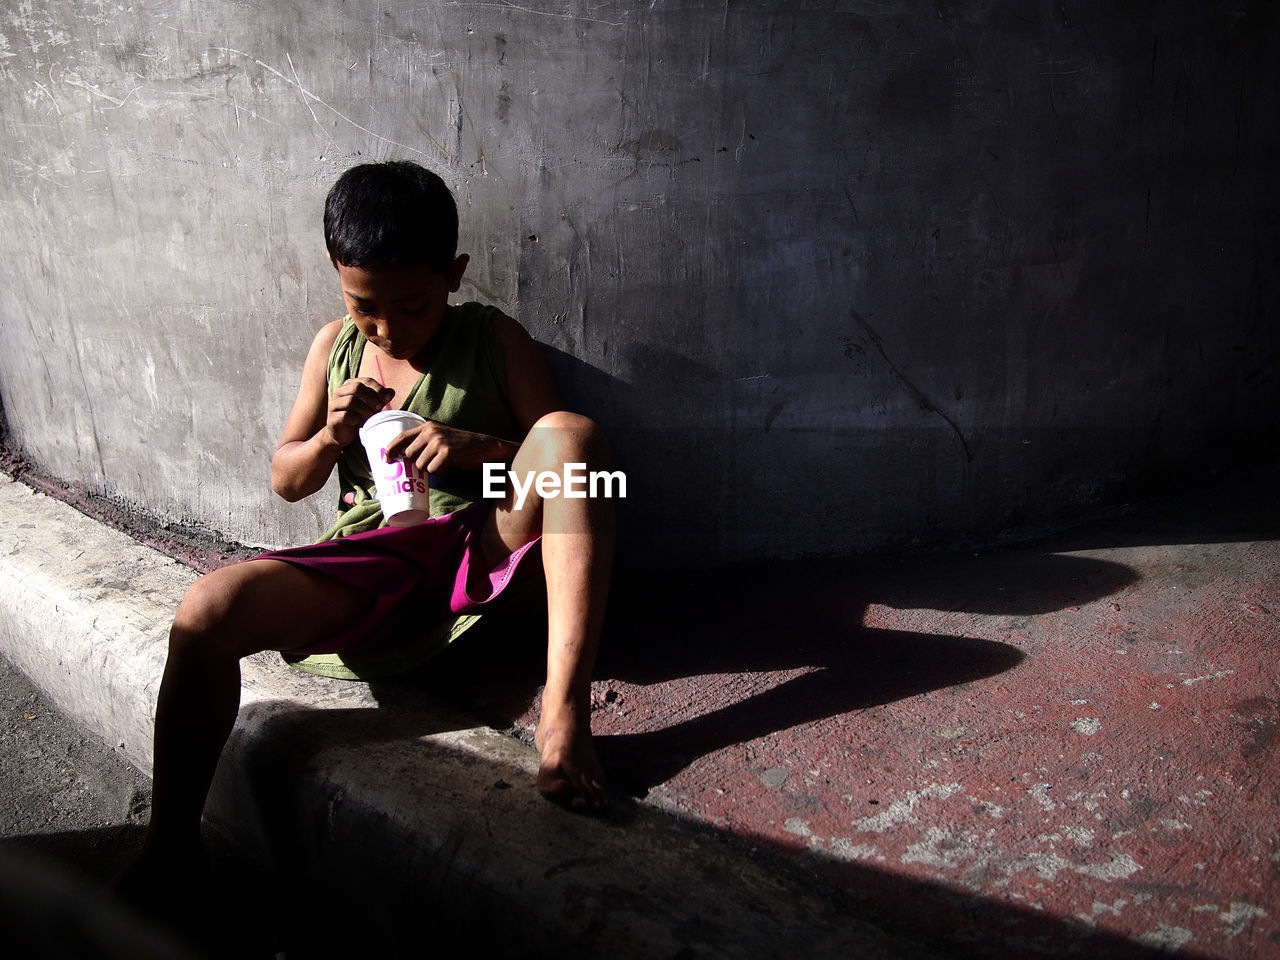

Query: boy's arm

[270,320,391,502]
[382,313,564,474]
[492,312,564,432]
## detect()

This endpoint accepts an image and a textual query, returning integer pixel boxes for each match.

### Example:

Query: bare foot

[535,710,609,814]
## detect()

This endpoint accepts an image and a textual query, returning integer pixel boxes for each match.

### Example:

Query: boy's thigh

[178,558,374,656]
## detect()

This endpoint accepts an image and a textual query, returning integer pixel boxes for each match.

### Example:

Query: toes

[535,722,610,814]
[567,783,609,814]
[538,767,610,815]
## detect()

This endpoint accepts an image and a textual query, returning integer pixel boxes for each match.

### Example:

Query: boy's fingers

[334,383,394,431]
[382,426,425,461]
[334,381,380,410]
[358,383,394,407]
[338,379,391,411]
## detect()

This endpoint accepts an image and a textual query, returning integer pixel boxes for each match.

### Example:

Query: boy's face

[335,255,469,362]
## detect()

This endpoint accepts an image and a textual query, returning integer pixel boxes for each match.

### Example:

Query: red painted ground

[466,464,1279,958]
[18,437,1273,957]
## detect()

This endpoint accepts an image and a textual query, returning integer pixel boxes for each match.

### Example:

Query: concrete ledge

[0,473,939,958]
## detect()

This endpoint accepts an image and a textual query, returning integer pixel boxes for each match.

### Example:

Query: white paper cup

[359,410,431,526]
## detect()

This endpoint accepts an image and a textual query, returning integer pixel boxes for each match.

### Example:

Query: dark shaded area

[362,460,1278,957]
[0,830,294,959]
[410,547,1136,794]
[0,825,147,884]
[3,440,1273,959]
[0,654,280,958]
[595,629,1025,796]
[0,841,214,960]
[228,697,1183,960]
[343,532,1145,959]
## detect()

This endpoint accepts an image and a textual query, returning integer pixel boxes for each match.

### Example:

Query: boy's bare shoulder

[316,316,347,342]
[489,309,546,369]
[294,319,349,379]
[488,309,534,345]
[487,309,562,417]
[309,317,348,353]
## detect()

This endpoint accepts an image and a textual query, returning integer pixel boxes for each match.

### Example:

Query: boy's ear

[447,254,469,293]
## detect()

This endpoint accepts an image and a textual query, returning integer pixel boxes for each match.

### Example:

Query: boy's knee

[526,411,610,466]
[169,573,239,655]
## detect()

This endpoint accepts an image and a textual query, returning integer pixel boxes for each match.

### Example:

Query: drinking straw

[375,354,389,409]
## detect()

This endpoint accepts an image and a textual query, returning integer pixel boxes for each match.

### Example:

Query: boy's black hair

[324,160,459,270]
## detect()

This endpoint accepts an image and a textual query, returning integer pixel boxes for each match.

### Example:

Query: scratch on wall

[60,70,141,109]
[852,311,972,462]
[460,2,628,28]
[66,320,108,483]
[209,46,457,169]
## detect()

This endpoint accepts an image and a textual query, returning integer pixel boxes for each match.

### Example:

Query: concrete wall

[0,1,1275,567]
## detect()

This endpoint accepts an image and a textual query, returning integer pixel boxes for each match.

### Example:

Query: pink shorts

[258,501,542,658]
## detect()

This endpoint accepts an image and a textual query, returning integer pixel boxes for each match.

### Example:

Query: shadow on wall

[538,341,722,549]
[538,338,1260,569]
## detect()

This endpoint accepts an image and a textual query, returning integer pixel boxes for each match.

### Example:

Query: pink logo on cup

[359,410,431,526]
[379,449,429,495]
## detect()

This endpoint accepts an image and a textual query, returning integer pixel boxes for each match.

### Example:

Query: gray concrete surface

[0,470,943,958]
[0,654,243,959]
[0,651,150,875]
[1,1,1275,568]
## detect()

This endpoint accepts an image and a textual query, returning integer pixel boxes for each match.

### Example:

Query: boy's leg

[477,411,614,812]
[127,558,373,878]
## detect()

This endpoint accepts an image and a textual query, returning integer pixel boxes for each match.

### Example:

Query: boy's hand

[323,377,394,449]
[383,421,497,476]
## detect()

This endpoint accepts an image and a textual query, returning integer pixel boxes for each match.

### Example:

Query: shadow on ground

[0,828,289,959]
[361,462,1280,957]
[239,688,1181,960]
[338,539,1156,958]
[22,460,1267,958]
[411,548,1135,791]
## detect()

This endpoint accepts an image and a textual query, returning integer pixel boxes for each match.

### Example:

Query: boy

[123,160,613,889]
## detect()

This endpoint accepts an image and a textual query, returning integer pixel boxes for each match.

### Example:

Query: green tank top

[284,302,533,681]
[320,302,523,542]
